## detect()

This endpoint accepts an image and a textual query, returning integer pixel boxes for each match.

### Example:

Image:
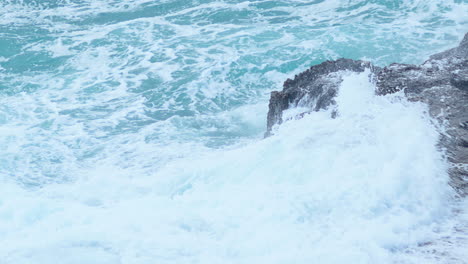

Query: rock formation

[265,33,468,196]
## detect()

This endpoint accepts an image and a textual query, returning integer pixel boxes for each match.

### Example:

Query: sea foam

[0,71,458,263]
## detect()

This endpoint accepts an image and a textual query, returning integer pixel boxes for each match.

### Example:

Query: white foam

[1,0,467,262]
[1,71,461,263]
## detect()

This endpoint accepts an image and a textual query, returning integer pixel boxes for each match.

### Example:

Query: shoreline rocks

[265,33,468,196]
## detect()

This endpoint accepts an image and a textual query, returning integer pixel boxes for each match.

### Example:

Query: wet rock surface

[266,33,468,195]
[265,59,376,137]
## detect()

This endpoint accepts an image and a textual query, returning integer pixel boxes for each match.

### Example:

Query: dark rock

[451,72,468,91]
[264,58,376,137]
[265,33,468,196]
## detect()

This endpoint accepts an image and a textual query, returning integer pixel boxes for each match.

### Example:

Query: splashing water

[0,0,467,263]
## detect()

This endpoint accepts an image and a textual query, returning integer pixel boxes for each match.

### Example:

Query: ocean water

[1,0,468,263]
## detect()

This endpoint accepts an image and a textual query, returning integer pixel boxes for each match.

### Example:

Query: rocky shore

[266,33,468,196]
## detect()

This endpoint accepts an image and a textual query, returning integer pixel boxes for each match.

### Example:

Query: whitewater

[1,0,467,263]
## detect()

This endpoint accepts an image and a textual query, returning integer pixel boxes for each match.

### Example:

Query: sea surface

[1,0,468,263]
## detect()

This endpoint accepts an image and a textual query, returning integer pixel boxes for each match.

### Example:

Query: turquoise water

[0,1,467,263]
[1,0,467,183]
